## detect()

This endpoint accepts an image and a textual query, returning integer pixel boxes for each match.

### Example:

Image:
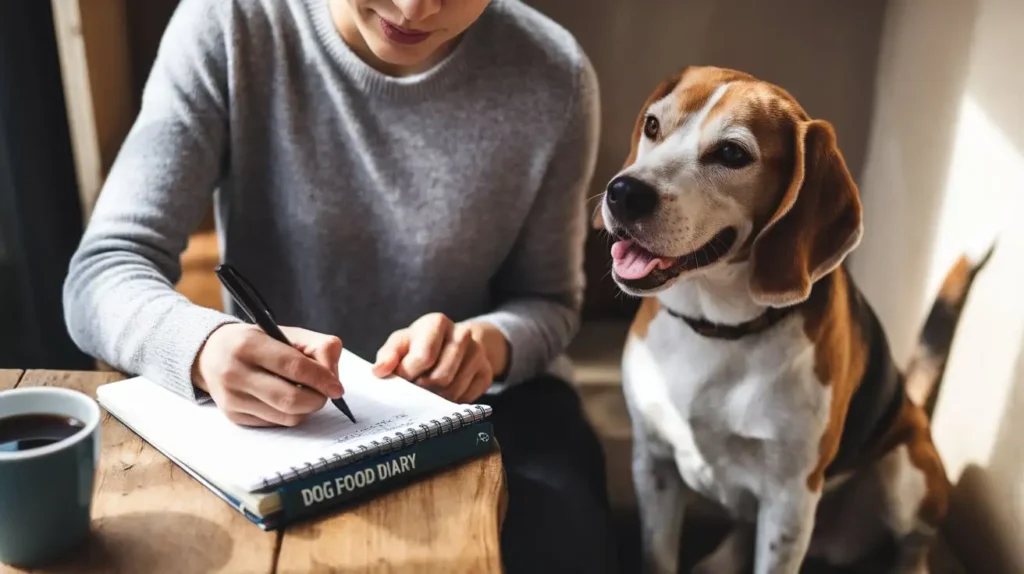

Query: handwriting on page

[234,386,451,485]
[333,413,411,443]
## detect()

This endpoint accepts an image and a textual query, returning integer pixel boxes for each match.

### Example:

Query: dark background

[0,1,89,369]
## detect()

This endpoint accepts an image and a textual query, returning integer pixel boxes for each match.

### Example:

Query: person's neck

[329,1,456,77]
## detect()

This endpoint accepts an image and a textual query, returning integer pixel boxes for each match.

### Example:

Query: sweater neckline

[307,0,491,99]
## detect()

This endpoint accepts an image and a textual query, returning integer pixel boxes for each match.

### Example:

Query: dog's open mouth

[611,227,738,290]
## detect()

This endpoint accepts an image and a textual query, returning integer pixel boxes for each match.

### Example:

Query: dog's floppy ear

[593,73,683,231]
[749,119,863,306]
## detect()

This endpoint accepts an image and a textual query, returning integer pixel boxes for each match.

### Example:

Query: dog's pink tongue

[611,240,664,280]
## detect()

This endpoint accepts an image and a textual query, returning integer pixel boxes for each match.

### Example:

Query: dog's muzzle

[606,175,658,223]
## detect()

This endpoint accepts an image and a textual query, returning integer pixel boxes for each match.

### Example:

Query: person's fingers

[217,388,309,427]
[240,396,307,427]
[434,340,478,401]
[417,329,471,392]
[246,370,329,415]
[373,329,410,378]
[459,369,493,404]
[397,314,453,381]
[224,411,277,427]
[239,330,342,399]
[282,327,343,378]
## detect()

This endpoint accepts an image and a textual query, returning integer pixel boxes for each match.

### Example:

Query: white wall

[850,0,1023,571]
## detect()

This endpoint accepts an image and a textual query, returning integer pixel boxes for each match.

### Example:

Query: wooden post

[50,0,135,223]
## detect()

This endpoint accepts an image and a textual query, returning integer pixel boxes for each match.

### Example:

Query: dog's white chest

[623,310,830,515]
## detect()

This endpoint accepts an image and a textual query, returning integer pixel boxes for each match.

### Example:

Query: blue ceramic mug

[0,387,101,567]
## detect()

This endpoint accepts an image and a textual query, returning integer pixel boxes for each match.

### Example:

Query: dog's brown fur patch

[800,266,869,492]
[630,297,661,340]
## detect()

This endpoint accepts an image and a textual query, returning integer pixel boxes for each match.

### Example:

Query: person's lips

[378,16,431,45]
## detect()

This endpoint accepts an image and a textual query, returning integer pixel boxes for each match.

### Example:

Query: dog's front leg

[633,433,688,574]
[753,481,821,574]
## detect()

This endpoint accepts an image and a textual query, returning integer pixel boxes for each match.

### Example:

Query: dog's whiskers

[688,236,700,268]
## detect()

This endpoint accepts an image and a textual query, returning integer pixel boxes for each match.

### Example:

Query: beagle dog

[595,66,991,573]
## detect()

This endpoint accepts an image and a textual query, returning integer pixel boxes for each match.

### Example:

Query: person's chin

[367,37,437,67]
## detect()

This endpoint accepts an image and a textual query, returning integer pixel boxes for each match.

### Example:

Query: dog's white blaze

[633,82,733,174]
[676,82,732,161]
[615,82,753,260]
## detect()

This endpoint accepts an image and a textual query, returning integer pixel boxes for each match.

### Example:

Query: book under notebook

[96,349,495,526]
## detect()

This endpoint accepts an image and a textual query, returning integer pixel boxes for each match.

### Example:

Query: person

[63,0,617,571]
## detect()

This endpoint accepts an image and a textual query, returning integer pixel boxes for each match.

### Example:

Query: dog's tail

[905,243,996,417]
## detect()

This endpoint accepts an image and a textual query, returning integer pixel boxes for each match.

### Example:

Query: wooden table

[0,370,507,573]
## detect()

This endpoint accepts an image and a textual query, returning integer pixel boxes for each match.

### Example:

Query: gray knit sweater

[62,0,600,401]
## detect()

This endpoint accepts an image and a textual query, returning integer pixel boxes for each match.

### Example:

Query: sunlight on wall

[851,0,1024,566]
[928,93,1024,485]
[926,96,1012,295]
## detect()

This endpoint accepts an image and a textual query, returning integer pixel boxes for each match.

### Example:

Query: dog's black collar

[663,305,796,340]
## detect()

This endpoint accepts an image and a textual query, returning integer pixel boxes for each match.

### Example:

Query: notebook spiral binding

[258,404,491,491]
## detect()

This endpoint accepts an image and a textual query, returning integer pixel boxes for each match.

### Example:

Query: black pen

[214,263,356,423]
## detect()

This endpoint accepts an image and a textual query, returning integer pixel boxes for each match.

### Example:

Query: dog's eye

[707,142,753,169]
[643,115,660,140]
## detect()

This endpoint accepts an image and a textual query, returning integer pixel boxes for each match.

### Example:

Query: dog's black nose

[606,176,658,223]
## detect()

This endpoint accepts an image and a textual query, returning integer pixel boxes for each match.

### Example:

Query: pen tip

[333,398,356,423]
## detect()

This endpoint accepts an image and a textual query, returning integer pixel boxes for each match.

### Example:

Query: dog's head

[597,66,863,306]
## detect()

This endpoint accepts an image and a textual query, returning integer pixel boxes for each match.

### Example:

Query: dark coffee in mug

[0,386,101,567]
[0,414,86,453]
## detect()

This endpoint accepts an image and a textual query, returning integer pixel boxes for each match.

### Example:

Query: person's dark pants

[478,376,619,574]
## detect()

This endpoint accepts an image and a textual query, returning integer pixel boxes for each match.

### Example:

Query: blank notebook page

[97,350,471,492]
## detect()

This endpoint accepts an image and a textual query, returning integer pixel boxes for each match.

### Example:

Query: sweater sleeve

[62,0,241,401]
[471,49,601,386]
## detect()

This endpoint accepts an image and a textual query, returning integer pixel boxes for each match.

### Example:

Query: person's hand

[371,313,508,403]
[192,323,344,427]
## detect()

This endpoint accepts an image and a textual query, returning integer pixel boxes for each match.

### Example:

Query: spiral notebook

[96,349,496,529]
